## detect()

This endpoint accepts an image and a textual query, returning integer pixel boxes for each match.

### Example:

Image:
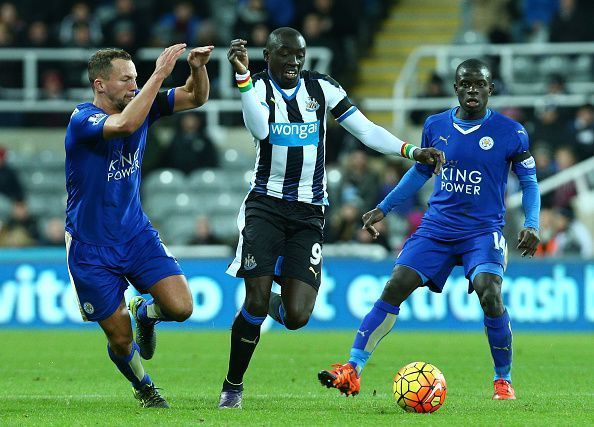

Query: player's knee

[108,332,133,356]
[171,301,193,322]
[478,288,504,317]
[283,310,311,330]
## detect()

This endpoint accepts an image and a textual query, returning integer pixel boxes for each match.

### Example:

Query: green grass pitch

[0,330,592,426]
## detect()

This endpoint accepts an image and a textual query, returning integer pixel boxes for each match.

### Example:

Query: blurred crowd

[0,0,593,258]
[0,0,389,105]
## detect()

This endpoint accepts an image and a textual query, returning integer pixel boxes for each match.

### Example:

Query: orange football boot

[493,379,516,400]
[318,363,360,396]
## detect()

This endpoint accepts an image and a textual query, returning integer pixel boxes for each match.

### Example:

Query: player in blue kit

[64,43,213,407]
[319,59,541,400]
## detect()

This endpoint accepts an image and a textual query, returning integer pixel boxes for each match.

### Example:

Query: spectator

[338,149,380,213]
[532,145,556,207]
[0,2,25,43]
[0,200,39,246]
[549,0,590,43]
[102,0,147,52]
[520,0,559,42]
[0,146,24,202]
[39,216,65,246]
[24,20,54,47]
[570,103,594,162]
[164,113,218,174]
[153,1,201,46]
[554,206,592,257]
[59,2,102,46]
[551,146,577,209]
[327,202,360,243]
[409,72,448,125]
[529,103,572,150]
[188,216,223,245]
[534,208,558,256]
[234,0,268,41]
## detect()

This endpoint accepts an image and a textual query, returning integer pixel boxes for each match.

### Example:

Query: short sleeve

[70,109,108,143]
[509,126,536,176]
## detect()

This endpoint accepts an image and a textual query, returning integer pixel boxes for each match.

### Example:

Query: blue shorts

[65,225,183,322]
[395,231,507,293]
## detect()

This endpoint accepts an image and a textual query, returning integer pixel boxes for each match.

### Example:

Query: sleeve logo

[88,113,108,125]
[520,156,536,169]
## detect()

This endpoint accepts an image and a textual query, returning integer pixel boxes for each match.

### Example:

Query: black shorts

[226,192,324,290]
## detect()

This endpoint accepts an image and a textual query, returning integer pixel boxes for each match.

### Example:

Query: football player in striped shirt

[218,27,445,408]
[318,59,540,401]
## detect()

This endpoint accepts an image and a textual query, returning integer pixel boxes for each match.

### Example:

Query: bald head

[266,27,306,51]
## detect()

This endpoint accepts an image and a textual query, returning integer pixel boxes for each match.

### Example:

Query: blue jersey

[414,108,536,241]
[65,89,175,245]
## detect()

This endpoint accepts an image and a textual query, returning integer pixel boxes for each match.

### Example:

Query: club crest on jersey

[243,253,257,270]
[479,136,494,150]
[305,96,320,112]
[83,302,95,314]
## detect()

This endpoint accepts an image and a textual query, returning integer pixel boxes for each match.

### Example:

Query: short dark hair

[455,58,491,82]
[87,48,131,86]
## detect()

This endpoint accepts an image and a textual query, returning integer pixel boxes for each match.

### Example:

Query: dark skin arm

[414,148,446,175]
[517,227,539,257]
[361,208,385,239]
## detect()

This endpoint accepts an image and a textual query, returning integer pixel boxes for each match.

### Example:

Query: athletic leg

[269,277,317,330]
[219,276,272,408]
[473,270,515,399]
[99,301,168,408]
[318,266,421,396]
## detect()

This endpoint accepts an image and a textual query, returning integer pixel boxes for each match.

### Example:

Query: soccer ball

[392,361,447,413]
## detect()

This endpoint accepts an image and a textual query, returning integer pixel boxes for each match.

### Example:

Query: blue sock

[108,341,151,389]
[348,300,399,376]
[484,309,513,382]
[137,298,157,325]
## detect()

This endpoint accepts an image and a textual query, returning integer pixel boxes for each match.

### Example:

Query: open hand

[188,45,214,68]
[155,43,187,79]
[362,208,386,239]
[414,147,446,175]
[228,39,249,74]
[517,227,539,257]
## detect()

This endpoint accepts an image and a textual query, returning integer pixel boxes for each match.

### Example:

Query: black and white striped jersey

[247,70,356,205]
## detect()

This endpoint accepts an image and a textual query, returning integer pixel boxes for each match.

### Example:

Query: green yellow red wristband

[400,143,417,160]
[236,73,253,93]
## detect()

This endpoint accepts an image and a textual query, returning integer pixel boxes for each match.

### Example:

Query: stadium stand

[0,0,593,256]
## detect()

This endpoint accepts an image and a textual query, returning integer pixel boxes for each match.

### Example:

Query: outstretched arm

[173,45,214,112]
[516,174,540,257]
[362,166,430,238]
[339,109,444,174]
